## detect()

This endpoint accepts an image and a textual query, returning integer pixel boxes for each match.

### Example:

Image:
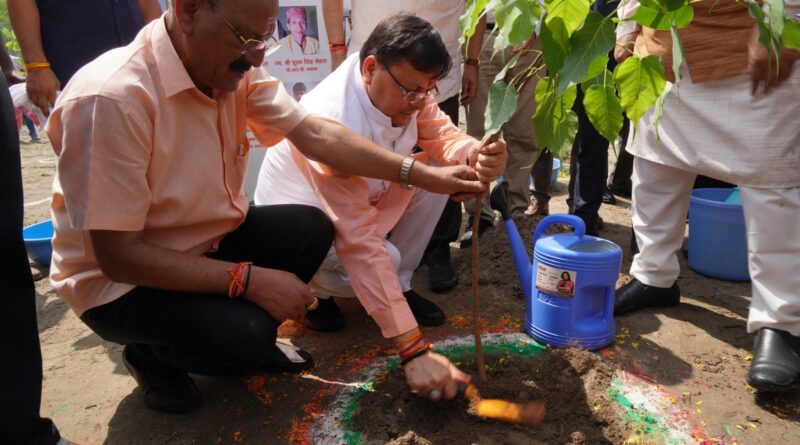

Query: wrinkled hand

[469,138,508,184]
[26,68,60,116]
[460,64,479,106]
[614,32,638,63]
[245,267,316,321]
[748,27,800,95]
[410,162,487,200]
[330,51,347,71]
[404,351,471,401]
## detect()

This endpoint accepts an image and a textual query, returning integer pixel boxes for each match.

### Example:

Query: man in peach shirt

[255,14,507,402]
[47,0,484,414]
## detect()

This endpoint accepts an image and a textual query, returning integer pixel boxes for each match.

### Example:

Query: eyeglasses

[207,0,280,58]
[381,62,439,105]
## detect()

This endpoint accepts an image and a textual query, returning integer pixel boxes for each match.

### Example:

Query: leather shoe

[459,218,492,249]
[122,345,203,414]
[613,278,680,316]
[404,289,445,326]
[746,328,800,391]
[429,262,458,292]
[303,297,346,332]
[602,187,617,205]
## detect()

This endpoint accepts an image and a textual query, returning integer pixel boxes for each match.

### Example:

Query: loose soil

[19,125,800,444]
[353,349,627,445]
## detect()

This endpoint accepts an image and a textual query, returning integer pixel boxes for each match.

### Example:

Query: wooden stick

[471,193,487,381]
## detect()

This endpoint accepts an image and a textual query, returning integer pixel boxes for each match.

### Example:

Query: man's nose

[244,49,266,68]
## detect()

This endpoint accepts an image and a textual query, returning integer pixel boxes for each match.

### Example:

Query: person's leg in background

[461,29,503,248]
[0,75,62,445]
[740,186,800,390]
[604,117,632,204]
[614,156,695,315]
[566,85,609,236]
[22,113,40,143]
[526,149,554,216]
[80,205,334,413]
[423,94,463,291]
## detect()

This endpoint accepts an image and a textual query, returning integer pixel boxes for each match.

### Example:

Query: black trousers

[0,76,61,444]
[81,205,333,376]
[423,94,462,266]
[567,85,608,236]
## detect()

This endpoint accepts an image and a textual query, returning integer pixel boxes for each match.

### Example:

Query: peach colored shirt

[47,17,308,315]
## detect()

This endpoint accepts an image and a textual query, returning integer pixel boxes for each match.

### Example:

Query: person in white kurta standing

[613,0,800,391]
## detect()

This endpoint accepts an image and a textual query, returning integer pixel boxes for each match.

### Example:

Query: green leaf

[556,11,615,93]
[540,20,569,73]
[653,82,673,140]
[533,77,578,158]
[490,0,542,51]
[765,0,785,45]
[670,26,685,87]
[460,0,491,44]
[582,67,614,89]
[784,19,800,51]
[580,54,609,84]
[614,55,666,125]
[493,53,522,83]
[544,0,590,37]
[631,3,693,31]
[485,80,520,136]
[583,84,623,143]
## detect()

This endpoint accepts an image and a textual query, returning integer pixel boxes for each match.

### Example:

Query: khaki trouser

[464,31,550,219]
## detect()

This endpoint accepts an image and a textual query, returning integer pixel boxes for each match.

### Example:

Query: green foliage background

[462,0,797,159]
[1,1,21,57]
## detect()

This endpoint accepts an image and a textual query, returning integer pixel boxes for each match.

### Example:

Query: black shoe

[613,278,680,316]
[459,218,492,249]
[263,339,315,373]
[122,345,203,414]
[429,262,458,292]
[303,297,346,332]
[602,188,617,205]
[403,289,445,326]
[746,328,800,391]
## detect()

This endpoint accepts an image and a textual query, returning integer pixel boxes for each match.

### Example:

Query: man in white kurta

[614,0,800,391]
[322,0,467,293]
[255,14,507,400]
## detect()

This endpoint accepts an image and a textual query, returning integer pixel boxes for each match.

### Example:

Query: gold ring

[306,297,320,311]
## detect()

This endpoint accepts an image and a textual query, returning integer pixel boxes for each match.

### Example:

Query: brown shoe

[524,199,549,216]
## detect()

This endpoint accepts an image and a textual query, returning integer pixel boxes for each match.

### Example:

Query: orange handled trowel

[457,382,546,427]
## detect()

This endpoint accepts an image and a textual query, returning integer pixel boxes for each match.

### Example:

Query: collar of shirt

[151,16,201,98]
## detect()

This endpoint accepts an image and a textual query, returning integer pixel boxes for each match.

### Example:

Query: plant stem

[471,193,487,381]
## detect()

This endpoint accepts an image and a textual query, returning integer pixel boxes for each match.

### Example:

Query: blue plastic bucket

[22,219,54,266]
[526,214,622,350]
[688,189,749,281]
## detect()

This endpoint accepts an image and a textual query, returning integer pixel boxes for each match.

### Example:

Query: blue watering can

[490,183,622,350]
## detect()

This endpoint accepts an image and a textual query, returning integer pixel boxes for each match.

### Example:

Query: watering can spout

[490,182,533,300]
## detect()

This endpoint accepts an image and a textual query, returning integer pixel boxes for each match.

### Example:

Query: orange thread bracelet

[24,62,51,71]
[395,330,422,348]
[329,42,347,53]
[227,262,252,299]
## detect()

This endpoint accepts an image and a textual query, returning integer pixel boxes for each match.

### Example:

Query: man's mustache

[229,58,252,74]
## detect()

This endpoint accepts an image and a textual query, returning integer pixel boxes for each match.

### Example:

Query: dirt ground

[19,126,800,444]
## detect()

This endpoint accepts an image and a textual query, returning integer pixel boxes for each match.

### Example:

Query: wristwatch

[400,156,415,190]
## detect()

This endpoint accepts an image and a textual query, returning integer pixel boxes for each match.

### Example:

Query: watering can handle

[533,214,586,243]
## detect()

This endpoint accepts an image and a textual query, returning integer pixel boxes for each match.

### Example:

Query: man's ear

[174,0,204,34]
[362,55,378,86]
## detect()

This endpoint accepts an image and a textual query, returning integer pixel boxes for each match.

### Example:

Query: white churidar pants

[631,157,800,336]
[310,187,448,298]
